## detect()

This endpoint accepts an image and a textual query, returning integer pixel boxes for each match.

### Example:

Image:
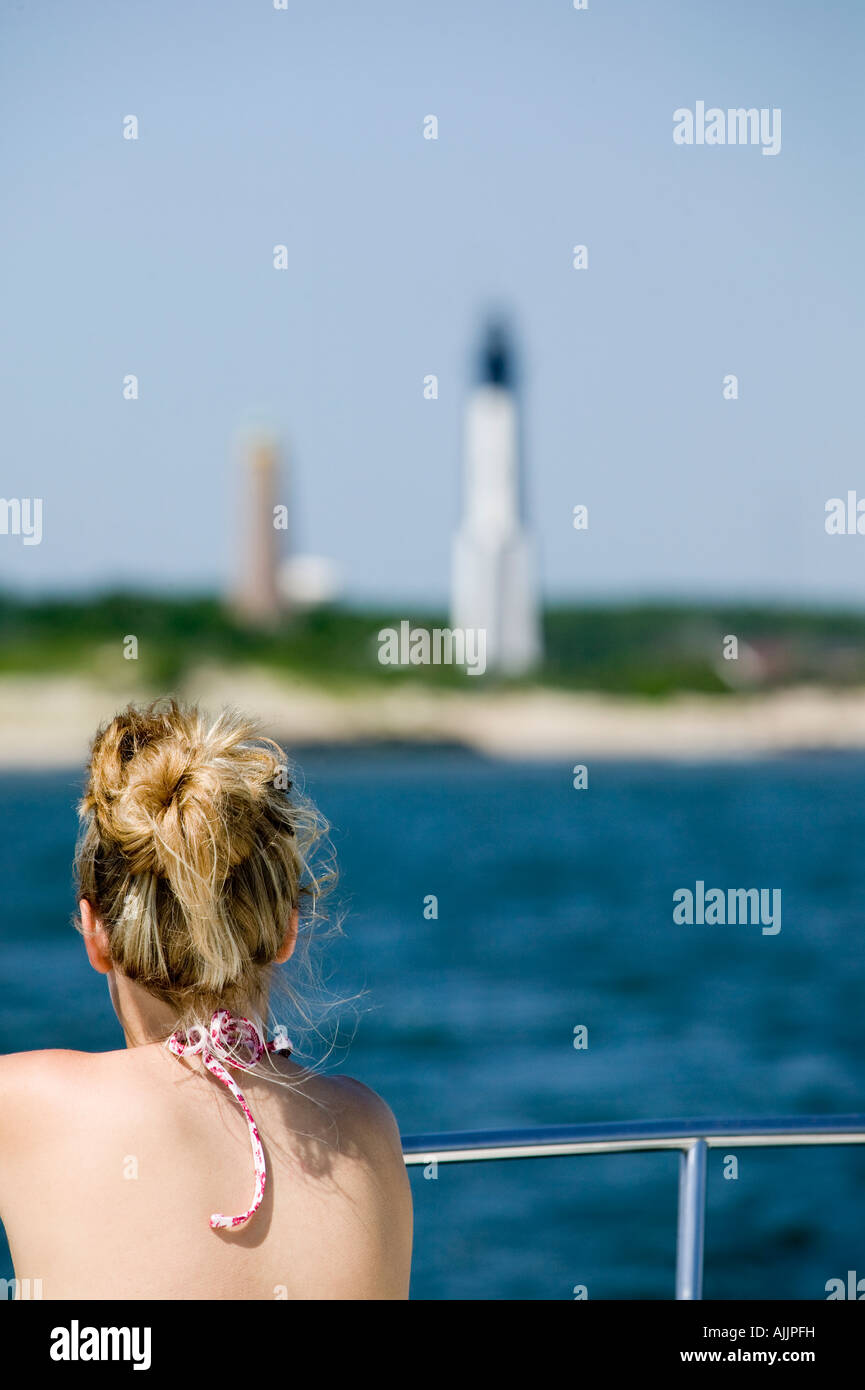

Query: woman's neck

[108,973,267,1049]
[108,971,185,1047]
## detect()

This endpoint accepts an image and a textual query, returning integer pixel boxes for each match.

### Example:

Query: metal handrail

[401,1115,865,1299]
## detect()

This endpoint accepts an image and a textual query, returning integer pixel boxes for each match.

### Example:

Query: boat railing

[401,1115,865,1299]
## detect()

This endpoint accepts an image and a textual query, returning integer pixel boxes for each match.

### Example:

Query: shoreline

[3,668,865,767]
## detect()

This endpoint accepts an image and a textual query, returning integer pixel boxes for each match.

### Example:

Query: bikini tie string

[168,1008,292,1230]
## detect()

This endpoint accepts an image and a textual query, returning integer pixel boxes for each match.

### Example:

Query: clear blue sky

[1,0,863,606]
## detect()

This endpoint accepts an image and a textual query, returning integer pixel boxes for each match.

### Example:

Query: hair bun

[85,699,272,882]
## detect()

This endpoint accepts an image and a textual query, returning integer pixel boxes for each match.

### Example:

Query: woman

[0,699,412,1299]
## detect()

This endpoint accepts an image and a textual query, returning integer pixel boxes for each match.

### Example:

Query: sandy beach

[2,667,865,768]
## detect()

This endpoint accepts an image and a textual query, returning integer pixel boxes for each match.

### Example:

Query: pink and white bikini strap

[168,1008,292,1231]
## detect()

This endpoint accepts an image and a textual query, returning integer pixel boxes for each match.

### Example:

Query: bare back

[0,1046,412,1300]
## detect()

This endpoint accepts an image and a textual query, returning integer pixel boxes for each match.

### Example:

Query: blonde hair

[75,698,334,1033]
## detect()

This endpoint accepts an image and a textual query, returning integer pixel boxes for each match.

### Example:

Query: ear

[274,907,299,965]
[80,899,113,975]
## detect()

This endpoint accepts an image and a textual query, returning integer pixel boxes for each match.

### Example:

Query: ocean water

[1,751,864,1300]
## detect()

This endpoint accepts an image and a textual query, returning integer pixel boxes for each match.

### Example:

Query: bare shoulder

[293,1072,413,1292]
[0,1050,88,1156]
[0,1048,114,1124]
[0,1047,95,1093]
[299,1071,406,1162]
[325,1074,403,1136]
[289,1069,411,1226]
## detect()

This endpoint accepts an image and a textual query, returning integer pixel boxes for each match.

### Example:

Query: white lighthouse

[451,323,542,675]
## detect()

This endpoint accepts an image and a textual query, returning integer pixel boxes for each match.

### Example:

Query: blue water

[2,752,864,1299]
